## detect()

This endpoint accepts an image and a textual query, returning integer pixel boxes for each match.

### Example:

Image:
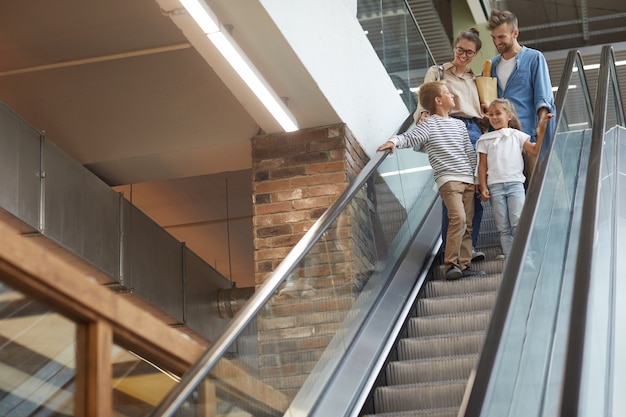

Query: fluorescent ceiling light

[180,0,298,132]
[572,61,626,72]
[179,0,219,34]
[208,32,298,132]
[552,84,577,92]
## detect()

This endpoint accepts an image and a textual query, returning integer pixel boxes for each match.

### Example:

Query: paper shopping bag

[475,76,497,107]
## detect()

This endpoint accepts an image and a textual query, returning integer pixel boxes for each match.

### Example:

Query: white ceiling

[0,0,260,186]
[0,0,341,289]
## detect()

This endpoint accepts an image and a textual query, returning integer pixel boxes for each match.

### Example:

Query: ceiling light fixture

[179,0,298,132]
[179,0,219,34]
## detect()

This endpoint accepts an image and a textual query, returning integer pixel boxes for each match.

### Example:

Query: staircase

[362,201,505,417]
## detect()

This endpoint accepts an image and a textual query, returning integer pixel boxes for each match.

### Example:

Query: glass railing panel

[576,126,616,417]
[603,53,625,129]
[577,49,624,416]
[0,282,76,416]
[0,279,186,417]
[480,127,590,417]
[609,125,626,417]
[164,144,438,416]
[112,345,179,415]
[357,0,435,114]
[557,53,594,133]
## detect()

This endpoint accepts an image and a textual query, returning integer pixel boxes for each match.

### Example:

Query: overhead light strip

[180,0,298,132]
[179,0,219,34]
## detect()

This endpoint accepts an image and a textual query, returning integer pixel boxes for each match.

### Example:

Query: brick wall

[251,124,377,399]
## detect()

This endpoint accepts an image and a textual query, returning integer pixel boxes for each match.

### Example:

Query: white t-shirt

[476,128,530,185]
[496,56,517,90]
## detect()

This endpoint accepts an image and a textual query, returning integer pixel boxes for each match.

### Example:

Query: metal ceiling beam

[522,26,626,46]
[521,12,626,32]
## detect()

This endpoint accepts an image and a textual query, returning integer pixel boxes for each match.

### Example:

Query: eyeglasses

[454,47,476,57]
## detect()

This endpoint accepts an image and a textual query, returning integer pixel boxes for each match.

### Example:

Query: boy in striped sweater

[378,81,484,280]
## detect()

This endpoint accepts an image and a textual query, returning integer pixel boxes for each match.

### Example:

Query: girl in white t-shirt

[476,99,553,259]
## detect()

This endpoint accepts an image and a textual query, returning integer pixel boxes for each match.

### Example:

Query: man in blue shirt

[487,9,555,173]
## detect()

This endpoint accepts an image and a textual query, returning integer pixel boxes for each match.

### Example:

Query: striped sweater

[390,115,477,189]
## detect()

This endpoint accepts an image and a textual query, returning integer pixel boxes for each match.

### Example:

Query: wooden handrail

[0,208,289,415]
[0,209,207,373]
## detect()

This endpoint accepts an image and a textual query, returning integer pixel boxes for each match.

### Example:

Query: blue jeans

[489,182,525,256]
[452,116,483,148]
[442,194,483,249]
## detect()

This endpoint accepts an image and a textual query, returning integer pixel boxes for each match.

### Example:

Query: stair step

[422,275,501,297]
[476,217,500,247]
[415,292,496,316]
[429,262,503,280]
[406,311,491,338]
[363,408,459,417]
[472,245,504,260]
[373,380,466,414]
[386,355,476,385]
[397,332,485,361]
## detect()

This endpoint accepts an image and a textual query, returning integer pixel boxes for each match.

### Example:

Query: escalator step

[406,311,491,338]
[429,262,503,280]
[363,408,458,417]
[422,275,501,297]
[415,292,496,316]
[373,380,466,414]
[397,332,484,361]
[386,354,477,385]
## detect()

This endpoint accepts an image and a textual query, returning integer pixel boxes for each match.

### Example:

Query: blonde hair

[488,98,522,130]
[418,81,447,114]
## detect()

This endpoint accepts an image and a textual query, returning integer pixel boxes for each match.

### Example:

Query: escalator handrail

[458,49,593,416]
[558,44,621,417]
[403,0,438,71]
[149,116,414,416]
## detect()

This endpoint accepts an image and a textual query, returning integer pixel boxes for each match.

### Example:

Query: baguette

[482,60,492,77]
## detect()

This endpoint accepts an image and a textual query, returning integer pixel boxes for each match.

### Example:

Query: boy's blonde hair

[488,98,522,130]
[418,81,447,114]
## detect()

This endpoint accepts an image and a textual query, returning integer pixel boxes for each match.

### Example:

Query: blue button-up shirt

[490,46,555,142]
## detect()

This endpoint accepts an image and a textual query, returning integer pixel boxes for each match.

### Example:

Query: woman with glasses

[417,28,487,263]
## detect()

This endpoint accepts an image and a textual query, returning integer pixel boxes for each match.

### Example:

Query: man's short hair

[488,9,518,31]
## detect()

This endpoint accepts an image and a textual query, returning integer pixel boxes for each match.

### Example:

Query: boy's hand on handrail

[377,140,397,153]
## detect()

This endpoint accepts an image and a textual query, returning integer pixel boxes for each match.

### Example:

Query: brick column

[251,124,373,398]
[252,124,368,285]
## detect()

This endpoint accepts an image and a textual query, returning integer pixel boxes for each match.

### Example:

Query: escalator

[359,48,597,417]
[147,46,625,417]
[360,201,502,417]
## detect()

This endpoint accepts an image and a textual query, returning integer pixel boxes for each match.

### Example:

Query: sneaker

[472,250,485,262]
[462,267,486,277]
[495,254,506,260]
[445,266,462,280]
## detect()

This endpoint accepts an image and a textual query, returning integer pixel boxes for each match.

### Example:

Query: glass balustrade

[159,146,439,416]
[0,279,187,417]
